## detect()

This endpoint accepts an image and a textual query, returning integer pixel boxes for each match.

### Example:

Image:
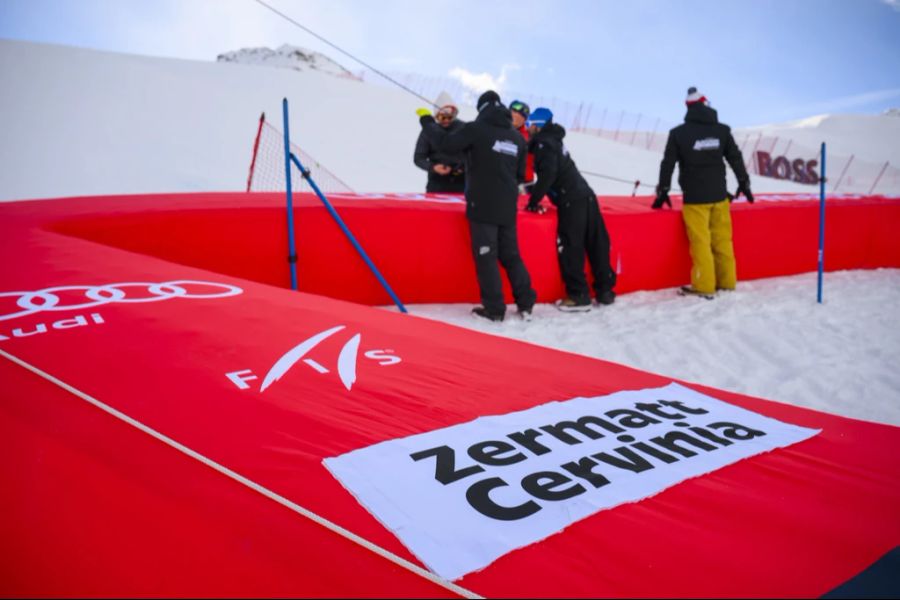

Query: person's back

[661,101,747,204]
[417,90,535,322]
[529,122,592,204]
[526,108,617,309]
[654,87,752,299]
[462,103,525,223]
[422,95,526,225]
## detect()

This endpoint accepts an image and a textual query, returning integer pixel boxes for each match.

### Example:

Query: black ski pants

[556,193,617,302]
[468,219,537,317]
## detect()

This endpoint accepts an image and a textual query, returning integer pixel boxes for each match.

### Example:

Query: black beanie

[477,90,501,112]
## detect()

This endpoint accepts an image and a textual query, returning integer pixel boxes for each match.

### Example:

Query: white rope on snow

[0,348,481,599]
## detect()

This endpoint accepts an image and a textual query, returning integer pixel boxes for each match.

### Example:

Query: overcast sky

[2,0,899,127]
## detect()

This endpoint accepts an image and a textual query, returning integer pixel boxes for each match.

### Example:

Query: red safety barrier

[40,191,900,305]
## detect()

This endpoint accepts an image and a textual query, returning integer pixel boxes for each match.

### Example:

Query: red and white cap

[686,86,708,106]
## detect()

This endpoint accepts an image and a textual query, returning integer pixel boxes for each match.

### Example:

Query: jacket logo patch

[492,140,519,157]
[693,138,721,150]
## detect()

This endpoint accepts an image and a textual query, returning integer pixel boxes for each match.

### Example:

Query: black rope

[251,0,437,108]
[579,169,682,195]
[580,169,653,187]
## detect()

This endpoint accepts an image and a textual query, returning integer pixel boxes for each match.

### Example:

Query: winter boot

[472,306,504,322]
[677,286,716,300]
[555,297,592,312]
[596,290,616,306]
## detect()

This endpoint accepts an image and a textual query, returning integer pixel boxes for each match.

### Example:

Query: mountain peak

[216,44,358,79]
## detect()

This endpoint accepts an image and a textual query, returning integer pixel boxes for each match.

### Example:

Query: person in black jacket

[525,107,617,311]
[413,104,466,193]
[653,87,753,299]
[418,90,536,322]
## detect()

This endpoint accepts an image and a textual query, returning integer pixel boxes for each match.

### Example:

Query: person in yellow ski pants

[682,200,736,294]
[653,87,754,298]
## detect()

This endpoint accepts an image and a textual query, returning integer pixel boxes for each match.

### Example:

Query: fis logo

[226,325,401,393]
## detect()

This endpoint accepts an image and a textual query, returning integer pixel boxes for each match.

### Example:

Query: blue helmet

[526,107,553,128]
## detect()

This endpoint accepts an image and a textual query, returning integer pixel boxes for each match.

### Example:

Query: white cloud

[447,64,520,103]
[882,0,900,11]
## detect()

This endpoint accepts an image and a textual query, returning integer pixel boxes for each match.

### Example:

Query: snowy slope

[4,38,887,201]
[737,112,900,165]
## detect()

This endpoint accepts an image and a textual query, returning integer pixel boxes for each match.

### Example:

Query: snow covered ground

[1,39,898,427]
[400,269,900,427]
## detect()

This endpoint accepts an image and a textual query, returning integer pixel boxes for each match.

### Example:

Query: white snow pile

[216,44,357,79]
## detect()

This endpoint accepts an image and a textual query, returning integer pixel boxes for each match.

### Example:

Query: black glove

[651,186,671,209]
[525,200,543,213]
[736,180,754,203]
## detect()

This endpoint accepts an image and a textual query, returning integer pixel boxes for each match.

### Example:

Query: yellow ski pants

[681,200,736,294]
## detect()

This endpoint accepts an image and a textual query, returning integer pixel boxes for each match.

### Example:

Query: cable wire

[251,0,438,107]
[251,0,666,195]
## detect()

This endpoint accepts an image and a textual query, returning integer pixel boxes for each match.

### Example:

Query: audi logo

[0,280,243,321]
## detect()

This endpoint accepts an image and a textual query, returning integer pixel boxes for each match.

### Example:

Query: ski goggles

[436,105,458,121]
[509,100,530,118]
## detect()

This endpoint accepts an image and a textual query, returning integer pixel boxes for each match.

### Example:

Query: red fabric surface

[37,191,900,305]
[0,358,457,598]
[1,192,898,597]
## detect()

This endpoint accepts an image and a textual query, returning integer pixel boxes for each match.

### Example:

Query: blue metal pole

[817,142,826,304]
[290,153,408,314]
[282,98,299,291]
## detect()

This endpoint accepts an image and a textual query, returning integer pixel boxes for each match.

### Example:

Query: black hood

[533,122,566,144]
[477,103,513,128]
[684,102,719,125]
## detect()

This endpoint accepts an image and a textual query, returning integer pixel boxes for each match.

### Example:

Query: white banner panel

[324,383,820,581]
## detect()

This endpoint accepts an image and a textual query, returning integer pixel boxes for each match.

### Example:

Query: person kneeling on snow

[653,87,753,300]
[525,107,617,311]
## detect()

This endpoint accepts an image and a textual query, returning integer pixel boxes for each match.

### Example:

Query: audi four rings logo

[0,280,244,321]
[226,325,402,393]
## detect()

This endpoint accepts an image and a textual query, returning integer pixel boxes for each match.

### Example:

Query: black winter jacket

[413,119,466,192]
[421,104,527,225]
[528,123,593,207]
[658,103,750,204]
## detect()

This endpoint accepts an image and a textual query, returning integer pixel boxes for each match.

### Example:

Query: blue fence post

[817,142,826,304]
[289,153,408,314]
[282,98,299,291]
